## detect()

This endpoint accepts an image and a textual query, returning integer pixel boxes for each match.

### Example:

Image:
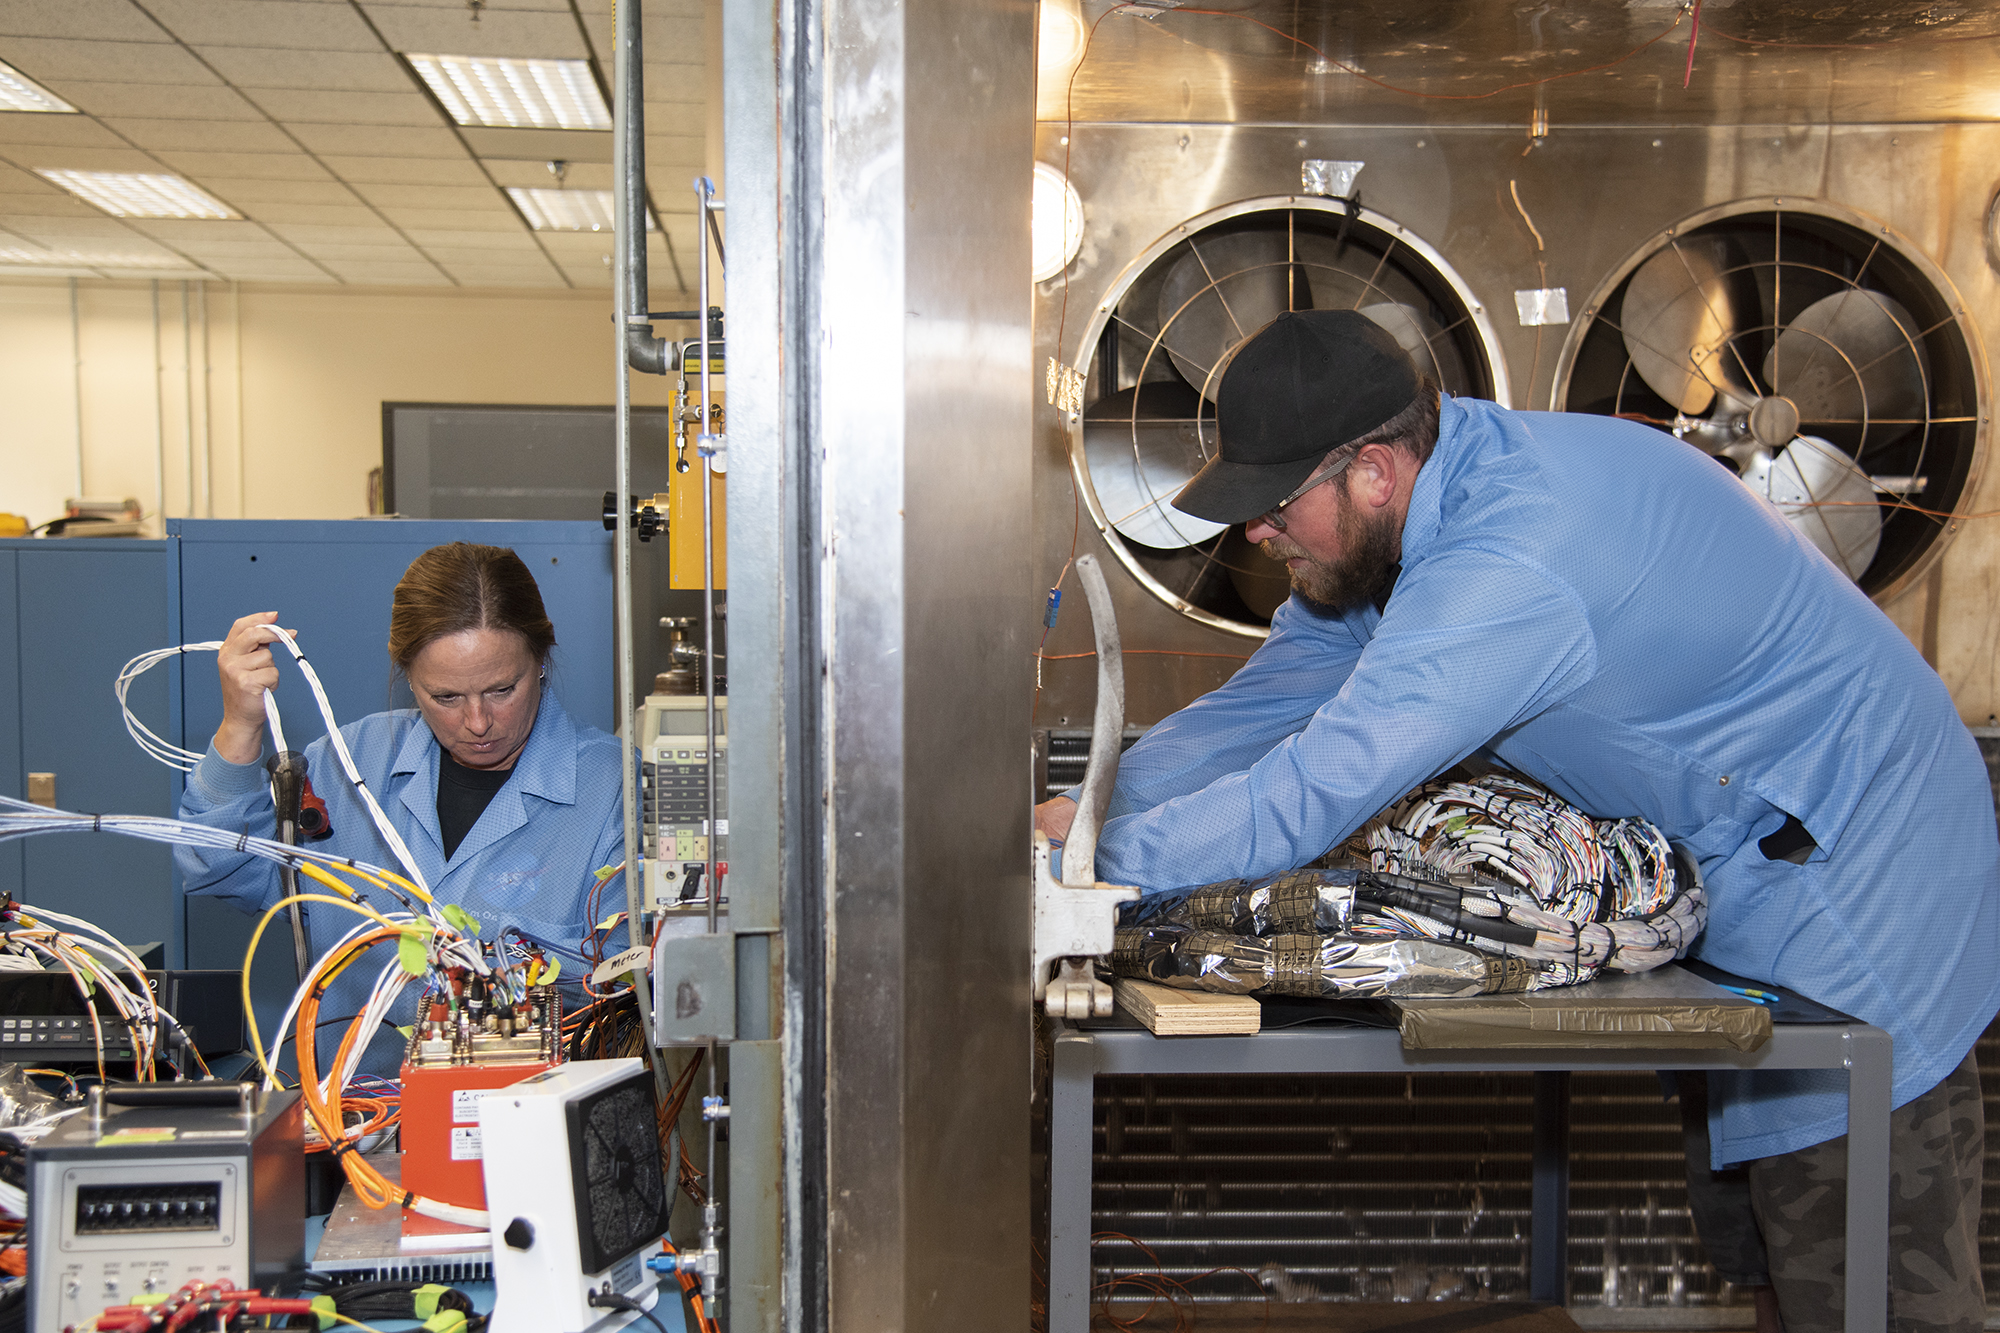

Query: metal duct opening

[1554,199,1988,604]
[1061,197,1508,639]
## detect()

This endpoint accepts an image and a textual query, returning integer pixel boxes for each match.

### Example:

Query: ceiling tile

[228,202,383,225]
[360,5,586,55]
[198,48,409,93]
[0,113,125,148]
[34,81,265,120]
[439,266,564,287]
[297,240,423,261]
[375,205,520,230]
[195,177,358,206]
[362,0,570,10]
[486,159,609,188]
[0,1,171,42]
[0,194,111,218]
[99,118,296,153]
[0,162,53,191]
[323,261,452,283]
[458,126,610,163]
[246,89,440,127]
[152,150,334,181]
[315,155,486,184]
[121,217,274,242]
[422,243,540,264]
[285,122,464,157]
[263,221,405,244]
[209,260,335,281]
[350,180,501,209]
[140,1,382,51]
[5,215,159,241]
[2,145,163,172]
[399,227,537,249]
[0,38,220,85]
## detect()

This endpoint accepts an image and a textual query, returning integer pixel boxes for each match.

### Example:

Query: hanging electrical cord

[114,630,431,897]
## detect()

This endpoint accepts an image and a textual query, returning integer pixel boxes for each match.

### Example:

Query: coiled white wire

[116,630,429,897]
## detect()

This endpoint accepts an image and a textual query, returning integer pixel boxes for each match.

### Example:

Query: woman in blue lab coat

[177,541,628,1071]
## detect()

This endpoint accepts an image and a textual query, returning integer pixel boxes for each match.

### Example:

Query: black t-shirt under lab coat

[437,750,514,859]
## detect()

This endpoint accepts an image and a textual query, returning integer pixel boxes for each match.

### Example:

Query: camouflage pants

[1684,1051,1986,1333]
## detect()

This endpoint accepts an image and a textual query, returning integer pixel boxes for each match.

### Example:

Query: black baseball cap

[1173,309,1420,524]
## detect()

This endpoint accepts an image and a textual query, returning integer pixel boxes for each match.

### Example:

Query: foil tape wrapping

[1123,868,1358,937]
[1112,923,1539,1000]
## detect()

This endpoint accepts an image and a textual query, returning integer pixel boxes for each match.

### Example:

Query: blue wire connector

[1044,587,1063,630]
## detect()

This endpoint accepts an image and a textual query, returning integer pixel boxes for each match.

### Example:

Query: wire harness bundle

[1112,774,1705,1000]
[1350,773,1704,986]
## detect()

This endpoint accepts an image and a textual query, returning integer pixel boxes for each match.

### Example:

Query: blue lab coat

[1087,394,2000,1166]
[178,687,627,1072]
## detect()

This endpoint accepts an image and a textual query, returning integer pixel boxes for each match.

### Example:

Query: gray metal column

[1047,1024,1098,1333]
[722,0,821,1324]
[728,0,1036,1326]
[1842,1025,1893,1332]
[818,0,1037,1324]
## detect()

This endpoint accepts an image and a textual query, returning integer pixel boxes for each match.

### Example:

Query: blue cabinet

[0,540,177,953]
[0,524,615,1055]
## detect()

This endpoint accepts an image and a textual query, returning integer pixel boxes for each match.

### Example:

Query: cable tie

[92,815,101,832]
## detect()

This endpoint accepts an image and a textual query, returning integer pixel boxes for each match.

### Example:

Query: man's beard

[1260,485,1401,616]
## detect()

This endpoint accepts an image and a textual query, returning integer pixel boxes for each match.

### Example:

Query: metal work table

[1045,967,1891,1332]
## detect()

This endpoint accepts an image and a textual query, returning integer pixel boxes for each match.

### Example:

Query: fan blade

[1620,239,1744,417]
[1083,383,1229,549]
[1739,434,1882,580]
[1361,302,1446,383]
[1157,231,1310,396]
[1762,289,1928,429]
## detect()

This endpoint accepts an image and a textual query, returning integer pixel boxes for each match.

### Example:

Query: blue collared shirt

[1090,395,2000,1165]
[178,688,628,1073]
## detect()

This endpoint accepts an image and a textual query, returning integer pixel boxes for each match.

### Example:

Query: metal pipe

[611,0,645,980]
[69,278,83,500]
[152,281,165,533]
[695,174,720,939]
[619,0,669,378]
[1061,554,1125,888]
[183,281,195,519]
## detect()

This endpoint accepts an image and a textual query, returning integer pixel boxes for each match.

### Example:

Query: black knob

[503,1218,535,1251]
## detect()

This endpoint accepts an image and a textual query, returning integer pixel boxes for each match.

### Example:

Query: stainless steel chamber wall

[1031,14,2000,1313]
[1031,121,2000,727]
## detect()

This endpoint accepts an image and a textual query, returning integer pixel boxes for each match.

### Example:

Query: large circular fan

[1067,198,1511,637]
[1554,201,1987,600]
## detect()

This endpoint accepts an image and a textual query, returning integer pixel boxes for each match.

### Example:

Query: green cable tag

[421,1311,467,1333]
[411,1285,448,1319]
[310,1293,338,1330]
[397,931,429,976]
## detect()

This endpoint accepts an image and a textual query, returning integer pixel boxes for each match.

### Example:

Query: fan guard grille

[1065,198,1511,638]
[1553,200,1987,602]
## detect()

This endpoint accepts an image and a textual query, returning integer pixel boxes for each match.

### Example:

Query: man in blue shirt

[1036,310,1998,1332]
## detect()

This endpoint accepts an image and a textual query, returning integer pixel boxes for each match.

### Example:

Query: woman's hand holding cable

[214,612,291,765]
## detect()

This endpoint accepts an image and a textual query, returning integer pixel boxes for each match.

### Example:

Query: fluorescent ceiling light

[506,188,652,232]
[407,54,610,130]
[36,170,235,220]
[0,61,76,114]
[0,245,194,270]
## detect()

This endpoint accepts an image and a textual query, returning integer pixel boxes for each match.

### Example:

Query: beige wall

[0,277,673,530]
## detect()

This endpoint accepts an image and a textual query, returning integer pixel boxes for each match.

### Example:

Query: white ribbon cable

[262,688,288,757]
[256,627,431,897]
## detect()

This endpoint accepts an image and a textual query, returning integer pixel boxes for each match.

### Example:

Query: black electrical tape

[1357,871,1538,947]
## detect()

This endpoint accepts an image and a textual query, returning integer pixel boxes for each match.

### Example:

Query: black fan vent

[566,1071,670,1275]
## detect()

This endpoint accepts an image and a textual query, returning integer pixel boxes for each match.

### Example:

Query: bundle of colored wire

[0,898,178,1081]
[1351,773,1700,986]
[114,632,432,898]
[248,891,487,1229]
